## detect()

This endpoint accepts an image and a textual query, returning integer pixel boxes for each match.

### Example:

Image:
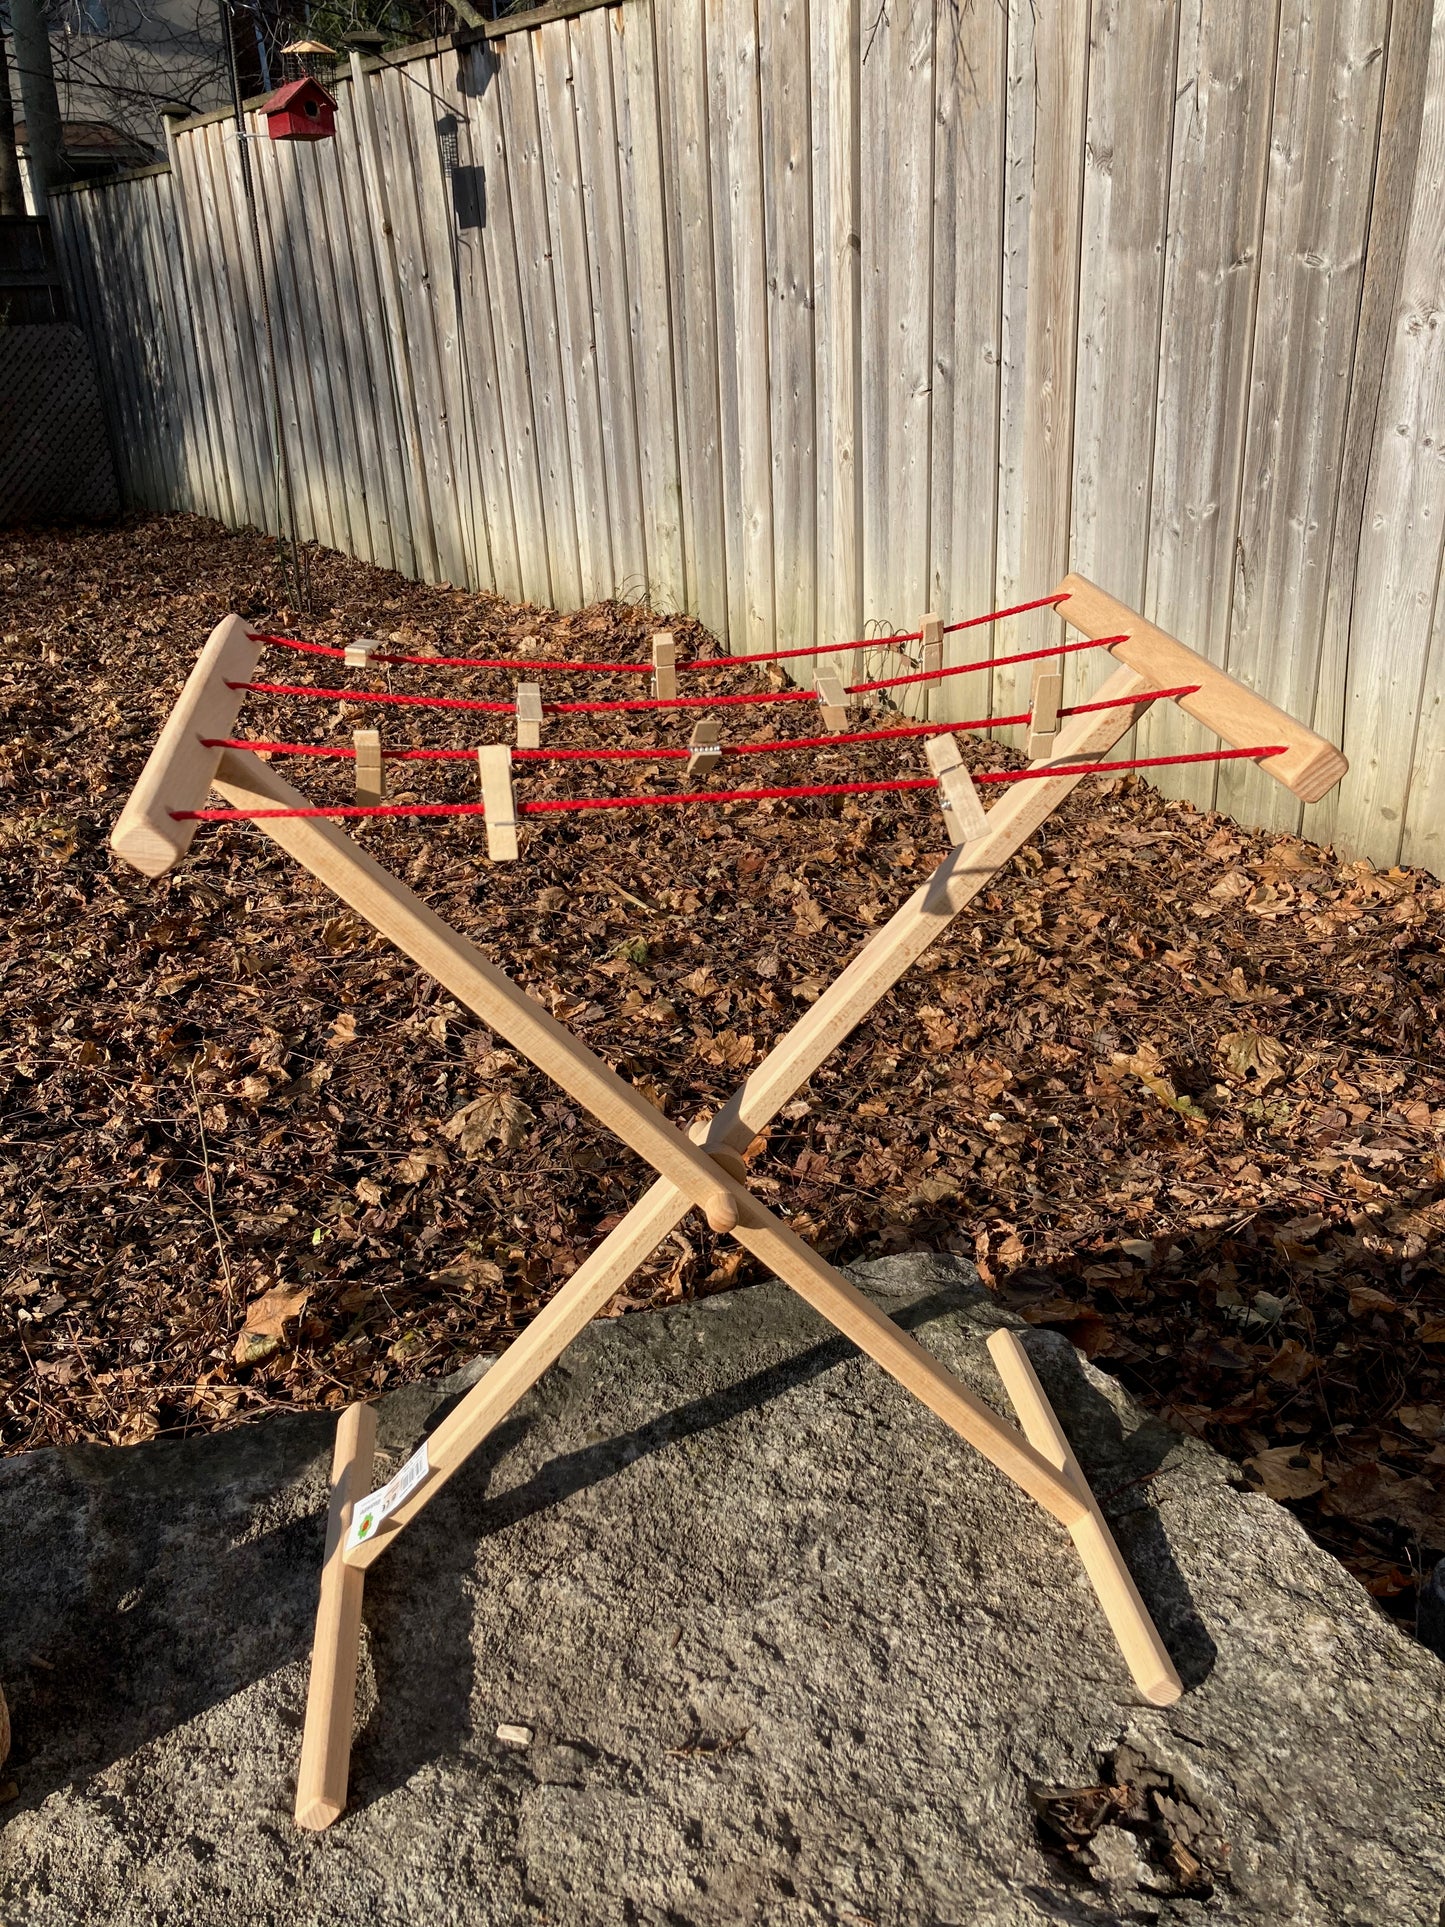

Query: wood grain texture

[860,0,933,715]
[497,35,585,607]
[1218,0,1389,838]
[761,0,817,659]
[1336,2,1445,866]
[994,0,1091,736]
[536,23,616,601]
[294,1400,376,1831]
[1069,0,1179,706]
[656,0,727,634]
[610,2,686,612]
[1057,570,1348,801]
[812,0,861,675]
[928,0,1006,716]
[570,6,651,604]
[110,615,263,876]
[1306,0,1435,851]
[1138,0,1282,796]
[716,0,775,655]
[986,1329,1183,1706]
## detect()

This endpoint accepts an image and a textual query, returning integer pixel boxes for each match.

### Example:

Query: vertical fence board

[571,7,650,604]
[292,121,375,565]
[468,40,552,605]
[810,0,860,670]
[253,135,332,551]
[611,3,685,613]
[378,67,470,585]
[163,118,240,530]
[860,0,934,687]
[1338,4,1445,865]
[656,0,727,632]
[994,0,1091,733]
[1307,0,1437,852]
[928,0,1007,717]
[705,0,749,653]
[499,32,585,608]
[715,0,774,653]
[1138,0,1282,794]
[1070,0,1178,632]
[1217,0,1389,837]
[760,0,817,660]
[537,21,616,601]
[144,171,221,521]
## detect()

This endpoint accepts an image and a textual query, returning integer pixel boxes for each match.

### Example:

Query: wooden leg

[987,1330,1182,1706]
[346,1174,691,1568]
[295,1401,378,1830]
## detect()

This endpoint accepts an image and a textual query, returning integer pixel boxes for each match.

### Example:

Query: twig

[187,1059,237,1308]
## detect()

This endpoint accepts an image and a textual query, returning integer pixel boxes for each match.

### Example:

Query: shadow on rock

[0,1409,336,1815]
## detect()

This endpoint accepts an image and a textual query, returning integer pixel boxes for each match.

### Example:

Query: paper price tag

[345,1438,430,1551]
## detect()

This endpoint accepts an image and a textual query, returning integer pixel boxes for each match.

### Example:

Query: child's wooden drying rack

[110,577,1347,1829]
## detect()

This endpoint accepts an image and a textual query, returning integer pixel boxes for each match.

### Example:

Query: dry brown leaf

[1246,1446,1324,1501]
[233,1284,308,1365]
[1218,1030,1290,1088]
[442,1093,536,1155]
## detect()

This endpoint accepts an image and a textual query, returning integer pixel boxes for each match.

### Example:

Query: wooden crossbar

[109,584,1351,1834]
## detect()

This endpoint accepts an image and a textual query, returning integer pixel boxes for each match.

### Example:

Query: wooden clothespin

[815,670,850,732]
[353,728,385,807]
[514,682,544,750]
[1027,668,1063,761]
[652,632,677,700]
[924,733,988,845]
[687,718,722,780]
[476,744,519,861]
[344,637,385,669]
[919,612,943,679]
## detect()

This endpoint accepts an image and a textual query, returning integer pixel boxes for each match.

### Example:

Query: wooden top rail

[1054,573,1347,804]
[110,614,264,876]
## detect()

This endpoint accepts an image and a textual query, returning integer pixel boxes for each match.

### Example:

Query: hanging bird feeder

[262,75,338,143]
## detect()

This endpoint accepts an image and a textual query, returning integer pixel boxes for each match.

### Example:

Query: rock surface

[1,1255,1442,1925]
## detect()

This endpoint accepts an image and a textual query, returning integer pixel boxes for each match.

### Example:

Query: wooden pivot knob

[704,1191,739,1235]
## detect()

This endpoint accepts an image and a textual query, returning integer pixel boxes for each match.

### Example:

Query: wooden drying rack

[110,576,1347,1829]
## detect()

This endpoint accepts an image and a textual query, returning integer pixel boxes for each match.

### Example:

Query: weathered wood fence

[45,0,1445,873]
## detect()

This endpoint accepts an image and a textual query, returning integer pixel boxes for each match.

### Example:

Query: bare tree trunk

[0,25,27,217]
[10,0,65,213]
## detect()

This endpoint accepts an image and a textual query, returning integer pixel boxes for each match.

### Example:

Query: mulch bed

[4,515,1445,1634]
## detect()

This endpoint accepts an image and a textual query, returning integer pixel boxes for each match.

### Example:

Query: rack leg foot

[987,1328,1183,1707]
[295,1401,378,1830]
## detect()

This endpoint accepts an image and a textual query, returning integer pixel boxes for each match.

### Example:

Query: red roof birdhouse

[262,77,336,143]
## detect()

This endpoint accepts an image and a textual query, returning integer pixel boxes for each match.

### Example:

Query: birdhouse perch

[262,76,337,143]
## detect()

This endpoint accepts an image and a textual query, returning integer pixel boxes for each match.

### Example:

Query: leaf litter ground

[4,517,1445,1639]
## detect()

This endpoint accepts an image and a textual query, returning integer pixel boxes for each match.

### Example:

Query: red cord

[228,678,818,716]
[848,632,1126,694]
[176,744,1282,823]
[251,633,657,675]
[230,628,1124,719]
[200,684,1194,768]
[251,590,1071,679]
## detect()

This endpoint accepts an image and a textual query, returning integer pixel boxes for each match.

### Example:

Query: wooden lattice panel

[0,325,118,527]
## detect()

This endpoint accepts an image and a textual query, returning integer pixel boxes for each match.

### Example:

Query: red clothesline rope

[226,630,1126,721]
[227,678,817,716]
[850,632,1129,694]
[176,744,1283,823]
[248,591,1073,678]
[200,684,1194,766]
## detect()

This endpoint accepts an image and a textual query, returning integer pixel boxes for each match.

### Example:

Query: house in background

[7,0,230,210]
[14,114,156,206]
